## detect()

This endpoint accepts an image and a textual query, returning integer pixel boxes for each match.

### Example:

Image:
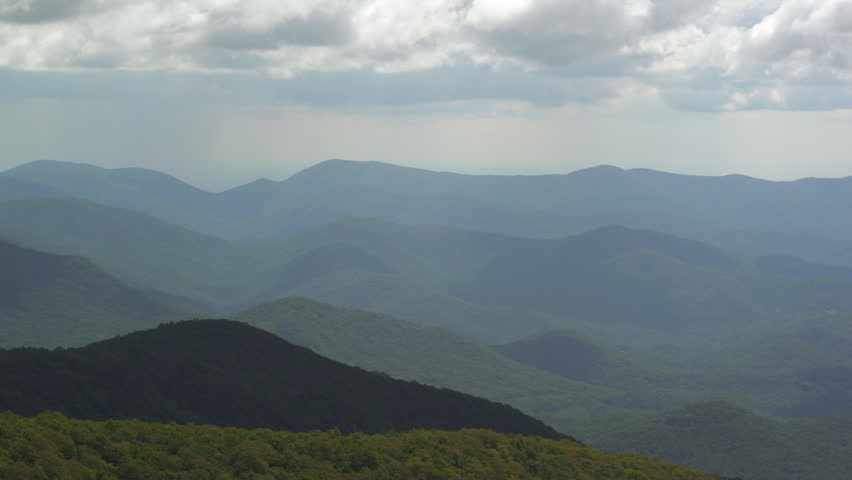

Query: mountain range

[3,194,852,348]
[4,157,852,480]
[4,158,852,266]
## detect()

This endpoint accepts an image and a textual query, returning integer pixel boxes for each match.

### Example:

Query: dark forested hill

[0,240,187,348]
[0,319,564,438]
[5,159,852,266]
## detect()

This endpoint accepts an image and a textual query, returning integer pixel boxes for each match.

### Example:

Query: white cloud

[0,0,851,110]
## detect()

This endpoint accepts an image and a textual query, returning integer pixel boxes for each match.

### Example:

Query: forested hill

[0,320,564,438]
[0,239,186,348]
[0,412,725,480]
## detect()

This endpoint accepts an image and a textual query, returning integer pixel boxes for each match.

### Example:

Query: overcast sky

[1,0,851,190]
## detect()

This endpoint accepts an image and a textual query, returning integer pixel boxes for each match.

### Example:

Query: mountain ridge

[0,319,565,438]
[6,158,852,266]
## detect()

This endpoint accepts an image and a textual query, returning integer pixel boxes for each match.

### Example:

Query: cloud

[0,0,90,24]
[0,63,620,108]
[203,6,354,49]
[464,0,651,66]
[0,0,851,111]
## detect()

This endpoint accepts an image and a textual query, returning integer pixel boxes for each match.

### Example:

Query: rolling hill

[593,401,852,480]
[0,197,263,307]
[5,197,852,349]
[1,159,222,235]
[267,219,852,347]
[235,297,647,439]
[0,239,188,348]
[0,319,564,437]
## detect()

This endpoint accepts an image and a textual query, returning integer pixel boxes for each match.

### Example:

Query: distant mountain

[235,297,634,439]
[0,176,64,201]
[0,319,564,438]
[1,159,223,235]
[273,219,852,346]
[0,197,260,307]
[0,239,187,348]
[5,159,852,266]
[594,401,852,480]
[5,198,852,348]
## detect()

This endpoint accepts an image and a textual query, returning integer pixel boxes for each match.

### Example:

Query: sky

[1,0,851,191]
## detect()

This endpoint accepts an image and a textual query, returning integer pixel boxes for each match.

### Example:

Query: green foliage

[0,320,562,439]
[0,412,721,480]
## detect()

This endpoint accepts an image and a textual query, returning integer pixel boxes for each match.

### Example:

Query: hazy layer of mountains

[4,158,852,266]
[3,195,852,349]
[0,239,186,348]
[3,158,852,480]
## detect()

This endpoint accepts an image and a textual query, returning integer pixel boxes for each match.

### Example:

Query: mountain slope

[0,176,64,201]
[0,197,260,307]
[0,239,187,348]
[0,319,564,438]
[235,299,852,480]
[6,197,852,349]
[594,401,852,480]
[235,297,634,438]
[494,329,632,384]
[269,219,852,347]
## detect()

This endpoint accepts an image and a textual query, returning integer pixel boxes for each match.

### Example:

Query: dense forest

[0,412,725,480]
[0,320,562,438]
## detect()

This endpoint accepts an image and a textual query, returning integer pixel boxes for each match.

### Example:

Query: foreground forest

[0,412,724,480]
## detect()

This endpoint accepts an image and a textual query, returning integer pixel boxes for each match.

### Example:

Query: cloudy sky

[1,0,851,190]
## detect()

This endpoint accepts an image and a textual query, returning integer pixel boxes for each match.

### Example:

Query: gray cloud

[466,0,647,67]
[0,0,89,24]
[204,10,353,50]
[0,0,851,111]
